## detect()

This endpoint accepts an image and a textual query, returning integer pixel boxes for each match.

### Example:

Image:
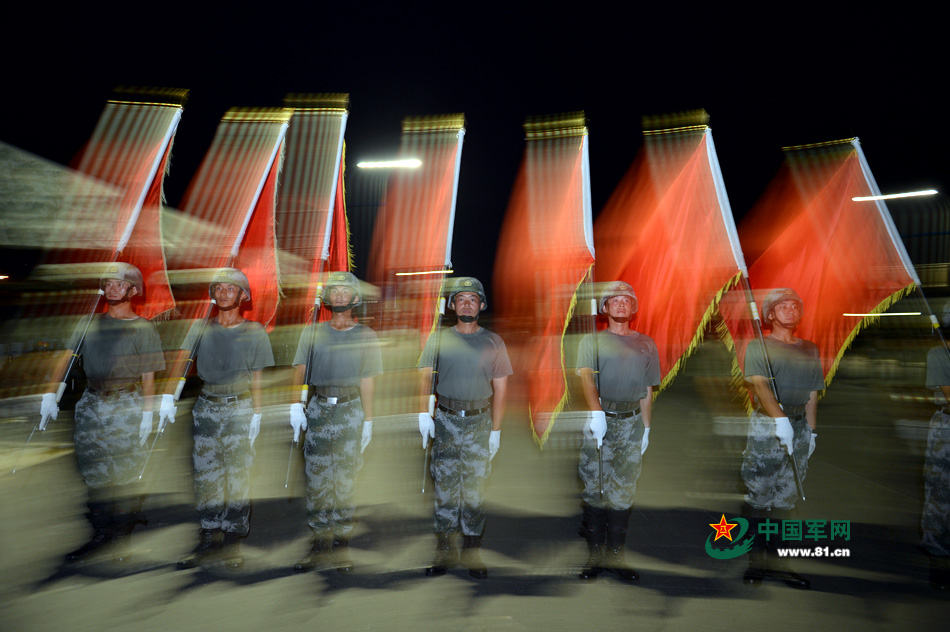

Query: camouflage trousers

[74,389,146,489]
[430,407,492,536]
[191,395,255,535]
[579,412,645,510]
[922,410,950,557]
[303,396,364,537]
[741,411,810,511]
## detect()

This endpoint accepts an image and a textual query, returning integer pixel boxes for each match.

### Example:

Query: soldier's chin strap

[329,300,358,313]
[458,315,477,323]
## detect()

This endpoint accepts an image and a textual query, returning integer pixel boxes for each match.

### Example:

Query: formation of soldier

[31,266,947,590]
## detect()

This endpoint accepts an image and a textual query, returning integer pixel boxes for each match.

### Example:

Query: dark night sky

[3,3,947,288]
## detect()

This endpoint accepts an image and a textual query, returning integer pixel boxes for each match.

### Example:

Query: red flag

[166,107,291,330]
[594,125,745,390]
[720,139,917,390]
[368,115,465,341]
[494,114,595,444]
[275,95,349,326]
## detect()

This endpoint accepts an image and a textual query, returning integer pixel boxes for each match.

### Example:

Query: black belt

[438,403,490,418]
[604,408,640,420]
[201,391,250,404]
[88,383,140,397]
[314,392,360,405]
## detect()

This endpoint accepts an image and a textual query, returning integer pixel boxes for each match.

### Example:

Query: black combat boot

[425,533,455,577]
[461,534,487,579]
[604,508,639,582]
[294,533,332,572]
[64,501,114,563]
[221,532,245,569]
[929,555,950,590]
[764,510,810,589]
[332,537,354,574]
[742,505,766,585]
[578,503,606,580]
[177,528,222,569]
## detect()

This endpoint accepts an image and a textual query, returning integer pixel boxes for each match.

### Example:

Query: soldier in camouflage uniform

[289,272,382,573]
[741,288,822,589]
[923,302,950,590]
[417,277,511,579]
[177,268,274,570]
[63,262,166,563]
[575,281,659,582]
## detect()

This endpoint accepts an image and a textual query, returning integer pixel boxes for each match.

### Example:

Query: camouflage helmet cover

[322,270,362,307]
[598,280,638,315]
[101,262,143,295]
[761,287,803,323]
[209,267,251,301]
[447,276,487,310]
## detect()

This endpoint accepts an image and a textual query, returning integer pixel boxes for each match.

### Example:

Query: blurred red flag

[368,115,465,341]
[166,108,291,331]
[275,96,350,326]
[494,114,595,444]
[594,126,745,390]
[56,91,186,318]
[720,139,918,390]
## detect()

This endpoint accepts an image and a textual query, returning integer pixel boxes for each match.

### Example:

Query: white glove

[418,412,435,449]
[489,429,501,460]
[808,431,817,458]
[139,411,153,445]
[640,426,651,455]
[158,394,177,432]
[39,392,59,430]
[774,416,794,455]
[361,420,373,454]
[584,410,607,449]
[249,413,262,446]
[289,403,307,442]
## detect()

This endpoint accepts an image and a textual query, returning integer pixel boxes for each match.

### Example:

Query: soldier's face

[213,283,244,310]
[605,295,635,320]
[770,299,802,328]
[328,285,355,307]
[453,292,483,316]
[102,278,135,301]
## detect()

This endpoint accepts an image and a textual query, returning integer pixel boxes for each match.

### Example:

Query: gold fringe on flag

[658,270,743,395]
[531,264,592,448]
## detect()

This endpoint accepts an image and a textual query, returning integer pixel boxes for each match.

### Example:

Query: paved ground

[1,336,948,631]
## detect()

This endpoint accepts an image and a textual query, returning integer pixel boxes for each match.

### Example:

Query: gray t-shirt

[83,314,165,383]
[926,346,950,405]
[196,320,275,390]
[744,337,823,408]
[419,327,513,402]
[293,323,382,387]
[577,330,660,402]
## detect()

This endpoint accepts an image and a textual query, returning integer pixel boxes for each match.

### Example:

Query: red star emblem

[709,514,738,542]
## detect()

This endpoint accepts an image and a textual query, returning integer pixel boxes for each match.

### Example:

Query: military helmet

[101,262,143,295]
[761,287,803,322]
[598,280,638,314]
[322,270,362,307]
[447,276,487,310]
[209,267,251,301]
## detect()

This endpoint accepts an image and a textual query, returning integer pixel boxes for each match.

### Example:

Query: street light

[356,158,422,169]
[852,189,937,202]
